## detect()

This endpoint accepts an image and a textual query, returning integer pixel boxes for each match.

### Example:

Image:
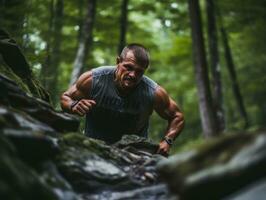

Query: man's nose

[128,71,136,78]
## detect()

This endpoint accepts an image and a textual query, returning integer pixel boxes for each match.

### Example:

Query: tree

[216,4,249,128]
[188,0,219,137]
[0,0,28,44]
[41,0,64,103]
[220,26,249,128]
[118,0,129,54]
[69,0,97,85]
[206,0,225,132]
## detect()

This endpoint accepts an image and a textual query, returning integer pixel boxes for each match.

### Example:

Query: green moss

[59,133,107,153]
[0,62,31,93]
[0,61,51,103]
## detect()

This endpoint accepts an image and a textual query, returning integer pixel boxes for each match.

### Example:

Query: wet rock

[0,75,80,132]
[56,133,159,193]
[2,128,59,164]
[38,161,79,200]
[80,183,172,200]
[0,106,55,133]
[0,29,50,102]
[157,131,266,200]
[224,177,266,200]
[113,134,159,154]
[54,133,166,197]
[0,135,59,200]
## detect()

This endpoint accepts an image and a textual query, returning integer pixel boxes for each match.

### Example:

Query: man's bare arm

[60,71,96,116]
[154,86,184,155]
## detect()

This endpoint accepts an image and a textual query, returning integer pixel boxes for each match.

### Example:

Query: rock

[0,106,55,132]
[0,29,50,102]
[80,183,171,200]
[224,177,266,200]
[56,133,164,193]
[157,131,266,200]
[2,128,59,164]
[0,75,80,132]
[0,135,59,200]
[113,134,159,154]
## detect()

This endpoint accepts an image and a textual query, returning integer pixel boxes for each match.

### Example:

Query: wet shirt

[85,66,158,144]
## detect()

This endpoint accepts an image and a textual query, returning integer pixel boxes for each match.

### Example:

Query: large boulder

[157,131,266,200]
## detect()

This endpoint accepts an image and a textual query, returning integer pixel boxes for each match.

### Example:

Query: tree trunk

[188,0,219,138]
[220,26,249,128]
[69,0,97,86]
[41,0,64,104]
[206,0,225,132]
[77,0,84,41]
[41,0,54,87]
[118,0,129,54]
[0,0,26,43]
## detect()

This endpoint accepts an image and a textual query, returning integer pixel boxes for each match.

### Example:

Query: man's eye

[124,65,133,70]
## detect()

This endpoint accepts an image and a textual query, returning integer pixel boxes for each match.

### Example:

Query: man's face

[115,51,147,92]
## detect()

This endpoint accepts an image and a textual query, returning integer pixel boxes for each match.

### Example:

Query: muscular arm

[60,71,96,116]
[154,86,184,155]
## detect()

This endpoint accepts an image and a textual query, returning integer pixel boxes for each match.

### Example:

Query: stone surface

[157,131,266,200]
[56,133,165,194]
[0,75,80,132]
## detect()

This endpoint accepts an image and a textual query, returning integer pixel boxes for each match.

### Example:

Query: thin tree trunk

[188,0,219,138]
[220,27,249,128]
[48,0,64,102]
[206,0,225,132]
[216,4,249,128]
[0,0,26,42]
[70,0,97,86]
[77,0,84,41]
[118,0,129,54]
[41,0,54,87]
[41,0,64,103]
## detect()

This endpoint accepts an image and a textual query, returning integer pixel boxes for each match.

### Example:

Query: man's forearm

[60,94,75,113]
[164,113,184,140]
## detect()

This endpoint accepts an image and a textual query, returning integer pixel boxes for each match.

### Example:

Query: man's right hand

[71,99,96,116]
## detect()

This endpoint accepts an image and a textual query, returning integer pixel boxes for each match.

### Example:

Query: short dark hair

[119,43,150,68]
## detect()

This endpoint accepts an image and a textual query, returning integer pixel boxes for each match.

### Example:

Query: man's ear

[116,56,121,64]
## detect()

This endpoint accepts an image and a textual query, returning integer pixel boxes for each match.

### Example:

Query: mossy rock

[0,29,51,103]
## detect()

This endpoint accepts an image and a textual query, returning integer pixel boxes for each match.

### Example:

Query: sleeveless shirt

[85,66,158,144]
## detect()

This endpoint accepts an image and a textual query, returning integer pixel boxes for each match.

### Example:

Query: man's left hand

[157,140,170,157]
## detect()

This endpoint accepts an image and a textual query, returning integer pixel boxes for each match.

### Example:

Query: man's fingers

[75,108,84,116]
[82,99,96,106]
[79,103,90,112]
[82,100,96,110]
[76,105,87,115]
[73,99,96,115]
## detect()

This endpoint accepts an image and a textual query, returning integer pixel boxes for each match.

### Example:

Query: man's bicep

[154,86,173,119]
[74,71,93,99]
[66,84,85,99]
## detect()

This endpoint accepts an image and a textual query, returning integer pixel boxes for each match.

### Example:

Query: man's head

[119,43,150,68]
[115,43,150,93]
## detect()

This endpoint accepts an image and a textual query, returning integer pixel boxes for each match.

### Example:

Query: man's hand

[157,140,171,157]
[71,99,96,116]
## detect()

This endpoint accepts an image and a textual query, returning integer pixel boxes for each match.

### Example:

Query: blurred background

[1,0,265,153]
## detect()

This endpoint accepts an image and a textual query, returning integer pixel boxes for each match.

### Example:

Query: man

[61,43,184,156]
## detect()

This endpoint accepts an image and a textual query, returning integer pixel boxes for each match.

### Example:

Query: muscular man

[61,43,184,156]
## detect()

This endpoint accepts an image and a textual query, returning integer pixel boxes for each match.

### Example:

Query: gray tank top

[85,66,158,144]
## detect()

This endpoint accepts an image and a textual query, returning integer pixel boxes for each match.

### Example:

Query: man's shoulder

[92,66,115,77]
[141,75,158,90]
